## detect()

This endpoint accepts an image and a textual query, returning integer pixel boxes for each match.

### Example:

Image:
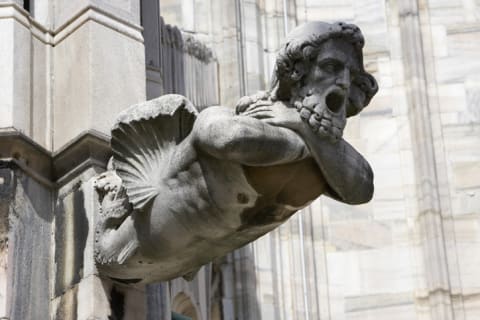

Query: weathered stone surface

[143,11,219,109]
[53,19,146,150]
[0,14,33,142]
[52,0,141,29]
[0,167,53,320]
[94,21,377,284]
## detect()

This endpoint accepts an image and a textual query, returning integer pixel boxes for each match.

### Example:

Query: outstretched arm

[299,128,373,204]
[192,106,308,166]
[252,102,374,204]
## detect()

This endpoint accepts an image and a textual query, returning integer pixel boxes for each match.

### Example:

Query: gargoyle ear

[361,73,378,105]
[347,72,378,117]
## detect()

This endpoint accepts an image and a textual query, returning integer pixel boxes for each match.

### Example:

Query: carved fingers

[235,91,270,114]
[241,106,275,119]
[242,102,303,132]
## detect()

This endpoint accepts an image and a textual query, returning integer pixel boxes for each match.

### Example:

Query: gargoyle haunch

[94,21,378,284]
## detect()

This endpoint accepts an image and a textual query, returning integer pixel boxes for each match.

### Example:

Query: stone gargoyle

[93,21,378,284]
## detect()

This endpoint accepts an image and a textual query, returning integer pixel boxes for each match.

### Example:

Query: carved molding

[0,129,111,187]
[0,3,143,46]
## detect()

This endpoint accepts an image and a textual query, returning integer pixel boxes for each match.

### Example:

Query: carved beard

[291,86,348,143]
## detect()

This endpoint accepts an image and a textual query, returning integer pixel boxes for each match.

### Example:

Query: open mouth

[325,88,346,113]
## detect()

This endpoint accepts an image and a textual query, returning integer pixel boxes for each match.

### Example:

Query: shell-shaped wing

[111,94,198,210]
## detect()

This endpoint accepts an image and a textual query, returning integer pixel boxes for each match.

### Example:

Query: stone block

[180,0,195,31]
[243,1,260,41]
[51,275,111,320]
[146,71,163,100]
[353,0,386,25]
[193,0,211,34]
[327,247,415,296]
[142,0,160,69]
[346,301,416,320]
[0,17,30,135]
[53,20,145,150]
[465,79,480,122]
[52,165,152,319]
[245,40,261,73]
[0,168,53,320]
[431,25,448,57]
[430,6,465,25]
[158,0,182,27]
[452,161,480,189]
[0,6,51,149]
[78,275,111,319]
[451,190,480,217]
[53,168,103,297]
[31,37,50,148]
[328,220,393,249]
[53,23,91,149]
[32,0,53,27]
[263,15,285,50]
[305,6,355,23]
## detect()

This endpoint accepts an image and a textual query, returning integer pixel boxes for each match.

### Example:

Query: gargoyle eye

[319,59,343,74]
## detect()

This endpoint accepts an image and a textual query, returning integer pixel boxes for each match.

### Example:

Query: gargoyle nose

[335,69,350,89]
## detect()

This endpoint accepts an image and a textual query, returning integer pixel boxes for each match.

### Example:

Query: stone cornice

[0,129,111,188]
[53,130,111,186]
[54,5,144,45]
[0,2,143,45]
[0,129,53,186]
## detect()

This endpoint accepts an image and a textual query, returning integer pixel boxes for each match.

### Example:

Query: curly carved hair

[270,21,378,117]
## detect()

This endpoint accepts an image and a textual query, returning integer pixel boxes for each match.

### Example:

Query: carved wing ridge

[111,94,198,210]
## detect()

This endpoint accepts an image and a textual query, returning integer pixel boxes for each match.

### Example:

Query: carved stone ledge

[53,130,111,185]
[0,129,112,187]
[0,129,52,185]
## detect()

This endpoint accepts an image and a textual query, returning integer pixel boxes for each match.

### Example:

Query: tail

[111,94,198,211]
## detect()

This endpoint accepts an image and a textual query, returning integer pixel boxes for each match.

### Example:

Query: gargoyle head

[270,21,378,142]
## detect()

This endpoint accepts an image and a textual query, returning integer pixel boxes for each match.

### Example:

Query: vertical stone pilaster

[0,168,14,319]
[398,0,464,319]
[0,165,53,320]
[52,0,146,150]
[52,168,107,320]
[242,0,266,93]
[52,165,149,320]
[142,0,163,99]
[207,0,243,107]
[0,4,39,145]
[146,283,171,320]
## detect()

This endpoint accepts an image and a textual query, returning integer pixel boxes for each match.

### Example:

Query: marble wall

[157,0,480,319]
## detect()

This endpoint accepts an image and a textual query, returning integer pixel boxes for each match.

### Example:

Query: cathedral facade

[0,0,479,319]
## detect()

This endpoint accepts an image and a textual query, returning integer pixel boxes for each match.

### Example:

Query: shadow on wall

[54,185,89,298]
[218,245,262,320]
[142,10,219,110]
